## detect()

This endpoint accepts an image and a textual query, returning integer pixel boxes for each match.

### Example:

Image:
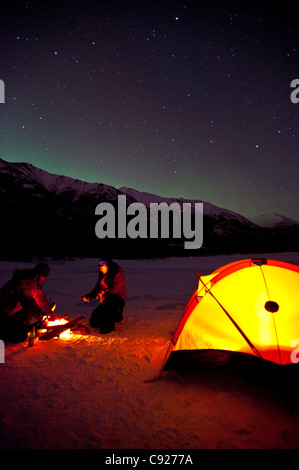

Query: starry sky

[1,0,299,221]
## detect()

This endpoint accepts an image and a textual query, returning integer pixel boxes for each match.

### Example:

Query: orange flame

[37,318,71,339]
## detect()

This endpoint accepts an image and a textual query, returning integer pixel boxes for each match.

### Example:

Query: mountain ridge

[0,157,258,222]
[0,158,298,259]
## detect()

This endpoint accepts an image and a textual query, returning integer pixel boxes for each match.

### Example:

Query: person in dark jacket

[80,259,126,334]
[32,263,56,317]
[0,266,51,343]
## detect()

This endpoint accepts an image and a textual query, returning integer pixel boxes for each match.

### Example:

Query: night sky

[1,0,299,221]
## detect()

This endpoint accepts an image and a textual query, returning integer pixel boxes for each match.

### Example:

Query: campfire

[36,314,86,342]
[42,318,71,339]
[37,318,70,339]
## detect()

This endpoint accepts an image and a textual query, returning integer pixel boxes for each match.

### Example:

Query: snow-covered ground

[1,252,299,450]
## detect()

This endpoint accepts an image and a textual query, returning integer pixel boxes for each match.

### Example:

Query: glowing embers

[39,318,70,339]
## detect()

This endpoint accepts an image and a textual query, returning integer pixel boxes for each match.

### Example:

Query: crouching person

[80,259,126,334]
[0,268,49,343]
[32,263,56,319]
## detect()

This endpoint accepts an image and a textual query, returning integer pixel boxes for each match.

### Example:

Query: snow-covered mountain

[119,186,258,232]
[250,213,299,228]
[0,158,121,202]
[0,158,296,259]
[0,157,259,224]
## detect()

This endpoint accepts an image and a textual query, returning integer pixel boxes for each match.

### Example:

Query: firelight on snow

[2,255,299,450]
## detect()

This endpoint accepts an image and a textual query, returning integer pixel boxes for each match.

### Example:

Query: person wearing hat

[0,265,52,343]
[80,259,126,334]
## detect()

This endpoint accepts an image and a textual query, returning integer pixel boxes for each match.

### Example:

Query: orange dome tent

[163,258,299,371]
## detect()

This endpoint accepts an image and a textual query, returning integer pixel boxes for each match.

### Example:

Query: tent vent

[264,301,279,313]
[252,259,267,266]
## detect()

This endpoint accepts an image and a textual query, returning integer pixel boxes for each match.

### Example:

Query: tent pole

[198,277,263,360]
[259,267,282,365]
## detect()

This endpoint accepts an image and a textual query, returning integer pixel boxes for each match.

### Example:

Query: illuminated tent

[163,258,299,371]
